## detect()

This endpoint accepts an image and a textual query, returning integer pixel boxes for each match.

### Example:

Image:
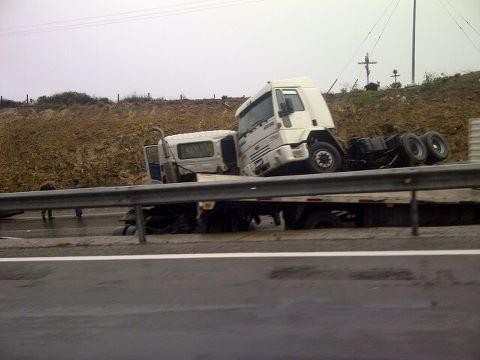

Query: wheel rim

[314,150,334,169]
[431,137,446,155]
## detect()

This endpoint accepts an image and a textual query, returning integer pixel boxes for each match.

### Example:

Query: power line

[437,0,480,55]
[349,0,401,91]
[327,0,396,93]
[369,0,401,54]
[0,0,219,31]
[0,0,261,36]
[444,0,480,39]
[0,0,265,37]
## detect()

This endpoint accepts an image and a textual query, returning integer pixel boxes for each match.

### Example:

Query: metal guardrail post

[410,190,419,236]
[135,205,146,243]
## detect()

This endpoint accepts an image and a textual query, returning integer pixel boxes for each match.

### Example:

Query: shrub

[121,94,152,103]
[0,98,21,108]
[36,92,110,106]
[423,72,440,84]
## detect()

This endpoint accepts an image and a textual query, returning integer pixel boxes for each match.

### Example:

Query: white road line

[1,250,480,262]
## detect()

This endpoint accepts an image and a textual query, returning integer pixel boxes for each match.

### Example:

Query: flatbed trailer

[195,174,480,231]
[115,174,480,235]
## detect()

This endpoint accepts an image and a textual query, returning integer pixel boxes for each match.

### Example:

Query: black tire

[112,225,129,236]
[400,133,427,165]
[125,225,137,235]
[306,141,342,173]
[303,211,341,229]
[420,131,449,164]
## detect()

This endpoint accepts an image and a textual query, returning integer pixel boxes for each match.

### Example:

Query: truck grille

[250,145,271,163]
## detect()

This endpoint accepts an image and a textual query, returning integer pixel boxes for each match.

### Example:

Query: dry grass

[0,99,242,191]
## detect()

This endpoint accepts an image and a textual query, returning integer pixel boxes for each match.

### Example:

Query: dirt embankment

[1,72,479,192]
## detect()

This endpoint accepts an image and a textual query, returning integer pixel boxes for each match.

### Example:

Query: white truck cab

[235,77,341,176]
[143,77,448,183]
[144,130,238,183]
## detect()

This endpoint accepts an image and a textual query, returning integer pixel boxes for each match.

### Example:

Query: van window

[237,93,274,138]
[279,89,304,111]
[177,141,214,159]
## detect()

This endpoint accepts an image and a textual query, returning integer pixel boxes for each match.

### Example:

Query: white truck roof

[162,130,236,145]
[235,77,316,116]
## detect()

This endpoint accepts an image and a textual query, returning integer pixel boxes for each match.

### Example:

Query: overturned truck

[115,77,472,235]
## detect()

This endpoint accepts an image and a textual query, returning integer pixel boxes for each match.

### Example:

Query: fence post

[117,94,120,103]
[135,205,146,243]
[26,94,29,104]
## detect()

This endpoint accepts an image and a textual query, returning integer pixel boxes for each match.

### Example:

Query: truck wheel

[400,133,427,165]
[307,141,342,173]
[303,211,341,229]
[420,131,449,164]
[112,225,129,236]
[125,225,137,235]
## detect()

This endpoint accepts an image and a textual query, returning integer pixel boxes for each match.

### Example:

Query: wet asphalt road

[1,253,479,359]
[0,209,125,238]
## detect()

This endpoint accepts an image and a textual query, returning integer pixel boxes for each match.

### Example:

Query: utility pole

[391,69,401,83]
[358,53,377,85]
[412,0,416,84]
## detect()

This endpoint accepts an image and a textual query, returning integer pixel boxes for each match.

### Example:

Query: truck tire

[303,211,341,229]
[112,225,129,236]
[306,141,342,173]
[400,133,427,165]
[420,131,449,164]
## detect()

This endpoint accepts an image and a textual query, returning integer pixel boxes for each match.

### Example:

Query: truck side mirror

[285,98,294,113]
[278,100,294,117]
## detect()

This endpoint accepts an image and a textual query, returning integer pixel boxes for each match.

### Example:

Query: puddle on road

[269,266,415,281]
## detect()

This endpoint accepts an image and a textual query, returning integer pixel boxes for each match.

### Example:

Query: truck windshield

[237,93,274,138]
[177,141,214,159]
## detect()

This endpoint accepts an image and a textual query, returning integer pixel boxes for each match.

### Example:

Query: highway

[1,247,480,359]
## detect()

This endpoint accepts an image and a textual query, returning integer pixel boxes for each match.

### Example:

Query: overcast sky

[1,0,479,101]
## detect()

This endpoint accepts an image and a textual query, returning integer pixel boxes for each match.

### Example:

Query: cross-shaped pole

[391,69,401,83]
[358,53,377,85]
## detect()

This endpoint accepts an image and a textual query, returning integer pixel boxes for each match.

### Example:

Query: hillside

[1,72,479,192]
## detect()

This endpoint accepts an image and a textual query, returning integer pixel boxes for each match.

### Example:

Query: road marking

[1,250,480,262]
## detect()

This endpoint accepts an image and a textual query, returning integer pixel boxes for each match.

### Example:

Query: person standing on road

[73,179,83,219]
[40,180,56,220]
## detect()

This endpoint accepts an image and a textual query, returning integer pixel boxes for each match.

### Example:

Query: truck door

[275,88,311,132]
[143,145,162,183]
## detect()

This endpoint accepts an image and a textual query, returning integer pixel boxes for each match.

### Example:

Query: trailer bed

[197,174,480,205]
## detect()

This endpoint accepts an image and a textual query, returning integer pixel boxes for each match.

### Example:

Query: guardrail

[1,163,480,242]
